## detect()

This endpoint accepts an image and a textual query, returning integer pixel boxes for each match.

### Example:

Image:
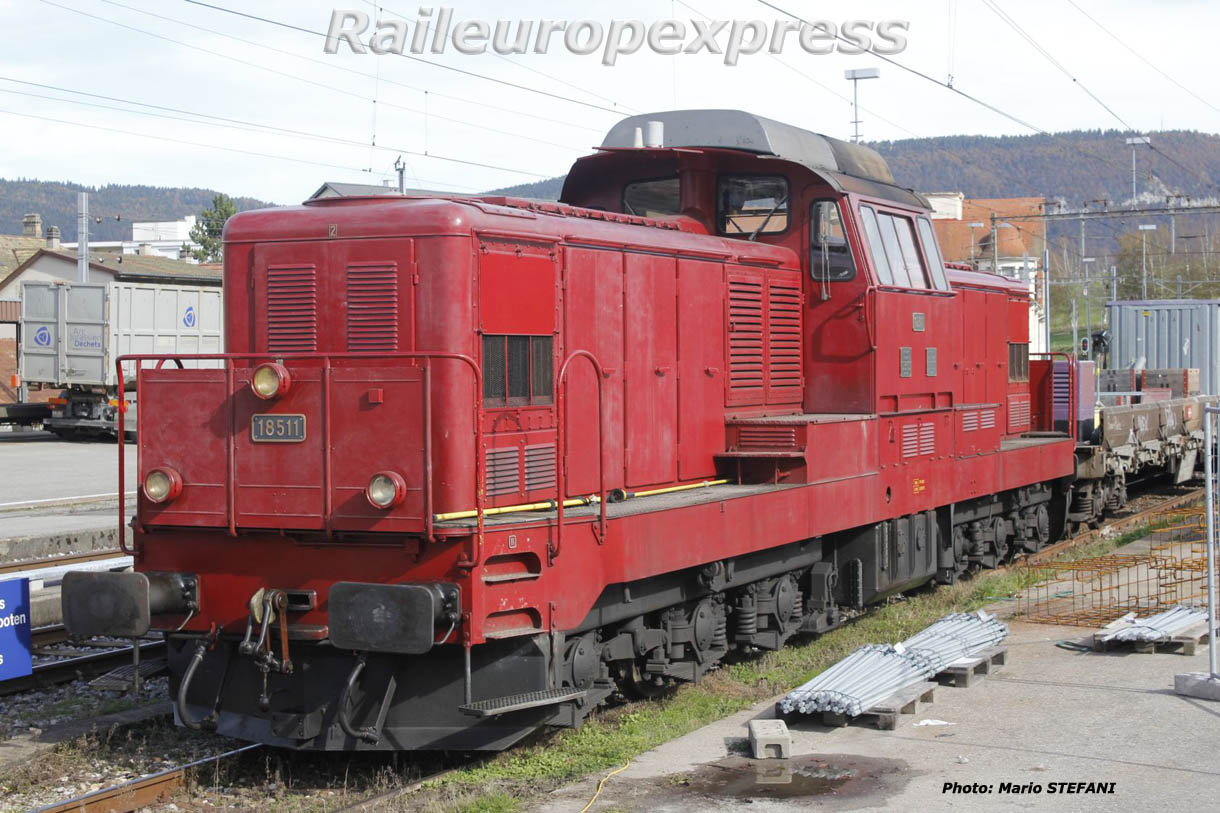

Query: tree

[189,193,237,262]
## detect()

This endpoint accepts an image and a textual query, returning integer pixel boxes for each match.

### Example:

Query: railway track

[18,484,1207,813]
[0,548,124,577]
[1025,484,1204,565]
[1,636,165,697]
[32,743,264,813]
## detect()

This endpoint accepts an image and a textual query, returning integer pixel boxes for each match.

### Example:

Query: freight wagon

[20,279,223,438]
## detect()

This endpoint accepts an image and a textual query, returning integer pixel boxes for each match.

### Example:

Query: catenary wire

[38,2,564,179]
[0,81,482,192]
[45,1,585,158]
[98,0,603,134]
[179,0,632,116]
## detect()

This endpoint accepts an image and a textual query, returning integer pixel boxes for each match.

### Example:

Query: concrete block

[747,718,790,760]
[1175,672,1220,701]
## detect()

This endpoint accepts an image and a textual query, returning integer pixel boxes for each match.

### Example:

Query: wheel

[990,517,1010,563]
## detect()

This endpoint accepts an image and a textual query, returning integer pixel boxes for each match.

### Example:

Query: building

[0,246,220,403]
[925,194,1049,353]
[308,181,469,200]
[62,214,202,262]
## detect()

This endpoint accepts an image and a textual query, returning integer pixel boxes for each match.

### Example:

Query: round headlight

[143,467,182,504]
[366,471,406,509]
[251,363,291,400]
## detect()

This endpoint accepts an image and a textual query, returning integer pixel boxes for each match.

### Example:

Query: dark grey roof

[308,181,471,201]
[600,109,927,209]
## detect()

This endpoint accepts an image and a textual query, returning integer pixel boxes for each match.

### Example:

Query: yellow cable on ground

[579,759,631,813]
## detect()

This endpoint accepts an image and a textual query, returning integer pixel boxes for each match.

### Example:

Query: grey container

[1107,300,1220,394]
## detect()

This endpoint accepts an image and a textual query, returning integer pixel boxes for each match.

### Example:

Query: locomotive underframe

[167,476,1069,751]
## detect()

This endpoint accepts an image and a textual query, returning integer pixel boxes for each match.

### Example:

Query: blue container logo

[183,306,196,328]
[33,326,51,347]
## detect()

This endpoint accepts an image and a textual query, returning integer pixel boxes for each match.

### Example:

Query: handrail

[115,351,482,560]
[1032,351,1077,436]
[552,350,608,565]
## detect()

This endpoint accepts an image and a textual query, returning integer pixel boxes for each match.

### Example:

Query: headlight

[251,362,291,400]
[143,467,183,504]
[366,471,406,509]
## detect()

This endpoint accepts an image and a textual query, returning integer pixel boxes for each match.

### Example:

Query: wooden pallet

[934,646,1008,688]
[780,681,938,731]
[1090,623,1210,656]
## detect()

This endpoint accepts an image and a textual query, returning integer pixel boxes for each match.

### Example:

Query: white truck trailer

[19,280,223,438]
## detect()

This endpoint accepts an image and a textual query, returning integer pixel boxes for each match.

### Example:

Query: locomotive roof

[600,110,929,210]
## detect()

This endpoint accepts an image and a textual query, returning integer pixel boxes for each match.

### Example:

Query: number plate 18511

[251,413,306,443]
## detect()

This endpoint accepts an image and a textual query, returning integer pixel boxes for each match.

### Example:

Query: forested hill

[0,179,271,242]
[486,129,1220,206]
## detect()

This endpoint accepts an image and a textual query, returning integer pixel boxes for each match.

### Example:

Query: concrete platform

[0,433,135,561]
[539,620,1220,811]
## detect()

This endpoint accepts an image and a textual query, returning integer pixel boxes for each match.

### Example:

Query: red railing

[551,350,608,565]
[115,352,483,559]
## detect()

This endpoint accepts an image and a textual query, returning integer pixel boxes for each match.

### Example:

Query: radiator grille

[524,444,556,491]
[962,411,978,432]
[901,423,935,458]
[980,409,996,430]
[738,425,798,449]
[727,276,764,392]
[486,447,520,497]
[767,278,802,394]
[266,265,317,352]
[1008,395,1031,432]
[346,263,398,351]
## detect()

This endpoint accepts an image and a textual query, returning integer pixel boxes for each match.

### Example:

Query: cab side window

[917,217,951,291]
[811,200,856,281]
[860,205,933,290]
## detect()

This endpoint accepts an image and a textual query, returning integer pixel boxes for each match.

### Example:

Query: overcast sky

[2,0,1217,205]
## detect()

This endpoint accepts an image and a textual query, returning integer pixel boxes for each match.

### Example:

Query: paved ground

[0,430,134,507]
[0,431,135,560]
[540,619,1220,811]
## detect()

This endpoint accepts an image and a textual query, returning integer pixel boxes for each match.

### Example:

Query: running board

[458,688,585,717]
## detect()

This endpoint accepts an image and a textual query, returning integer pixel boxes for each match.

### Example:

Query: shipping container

[1107,299,1220,394]
[19,279,222,437]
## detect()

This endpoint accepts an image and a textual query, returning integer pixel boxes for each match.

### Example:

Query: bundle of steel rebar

[780,611,1008,717]
[1098,605,1208,643]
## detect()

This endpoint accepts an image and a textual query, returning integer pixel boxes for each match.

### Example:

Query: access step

[458,687,586,717]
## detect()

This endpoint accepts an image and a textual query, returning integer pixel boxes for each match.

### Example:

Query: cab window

[859,205,894,285]
[917,217,951,291]
[623,177,680,217]
[811,199,855,281]
[717,176,789,236]
[863,206,932,289]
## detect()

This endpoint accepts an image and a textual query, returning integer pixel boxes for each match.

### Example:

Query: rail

[1031,351,1077,435]
[552,350,608,565]
[115,352,483,559]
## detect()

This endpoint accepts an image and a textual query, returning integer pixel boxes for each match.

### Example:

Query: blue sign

[32,326,51,347]
[0,578,32,681]
[183,306,196,328]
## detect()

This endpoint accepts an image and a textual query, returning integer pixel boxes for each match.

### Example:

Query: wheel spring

[712,613,728,649]
[735,597,758,637]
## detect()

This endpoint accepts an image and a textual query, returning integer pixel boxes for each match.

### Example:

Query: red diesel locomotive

[64,110,1085,751]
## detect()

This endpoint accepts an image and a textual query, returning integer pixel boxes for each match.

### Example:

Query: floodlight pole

[1126,136,1151,202]
[845,68,880,143]
[1139,224,1157,299]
